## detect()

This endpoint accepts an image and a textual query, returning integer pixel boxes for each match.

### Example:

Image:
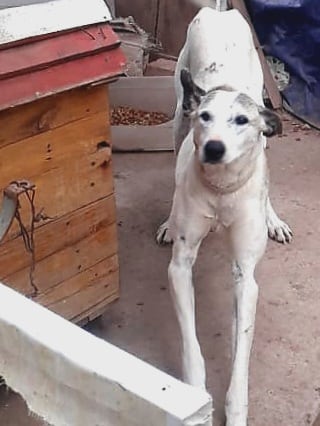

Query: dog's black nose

[204,140,225,163]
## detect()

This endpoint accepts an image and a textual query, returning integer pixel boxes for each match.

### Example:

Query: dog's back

[176,8,264,105]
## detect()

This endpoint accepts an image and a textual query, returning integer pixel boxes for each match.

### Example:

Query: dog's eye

[199,111,211,122]
[235,115,249,125]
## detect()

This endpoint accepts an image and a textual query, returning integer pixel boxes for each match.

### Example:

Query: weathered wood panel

[3,145,113,241]
[36,255,118,306]
[0,195,116,278]
[0,25,119,80]
[0,112,110,188]
[48,269,119,321]
[0,85,108,147]
[0,47,125,111]
[37,256,119,320]
[115,0,198,57]
[4,221,118,295]
[72,293,118,324]
[156,0,197,56]
[0,81,119,322]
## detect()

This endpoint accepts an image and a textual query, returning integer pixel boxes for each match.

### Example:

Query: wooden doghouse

[0,0,126,324]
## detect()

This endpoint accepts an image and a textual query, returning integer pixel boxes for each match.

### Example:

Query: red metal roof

[0,23,126,111]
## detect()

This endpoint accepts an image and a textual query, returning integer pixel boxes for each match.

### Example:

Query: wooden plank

[3,146,114,241]
[0,283,213,426]
[0,47,126,111]
[230,0,282,109]
[156,0,198,57]
[0,25,120,80]
[0,0,111,47]
[3,220,118,295]
[36,256,119,320]
[0,111,111,186]
[73,293,119,325]
[0,195,117,279]
[0,85,108,147]
[48,270,119,321]
[36,254,118,307]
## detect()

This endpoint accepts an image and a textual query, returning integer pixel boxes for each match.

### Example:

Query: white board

[0,283,212,425]
[0,0,111,46]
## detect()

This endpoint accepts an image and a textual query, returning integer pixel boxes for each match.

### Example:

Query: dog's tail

[188,0,228,11]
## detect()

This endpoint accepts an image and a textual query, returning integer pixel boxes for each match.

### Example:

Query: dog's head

[181,68,282,165]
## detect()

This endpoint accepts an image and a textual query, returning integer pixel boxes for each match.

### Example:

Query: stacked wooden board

[0,1,126,324]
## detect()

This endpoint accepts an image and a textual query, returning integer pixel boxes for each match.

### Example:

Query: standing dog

[156,5,292,426]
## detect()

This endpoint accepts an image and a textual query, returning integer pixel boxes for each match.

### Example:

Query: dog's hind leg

[226,209,267,426]
[266,197,293,243]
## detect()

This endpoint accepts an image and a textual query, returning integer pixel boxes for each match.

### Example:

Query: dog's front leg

[226,215,267,426]
[168,217,210,389]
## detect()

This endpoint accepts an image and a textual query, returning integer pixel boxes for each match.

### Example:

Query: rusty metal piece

[0,179,39,297]
[0,180,34,243]
[4,180,35,200]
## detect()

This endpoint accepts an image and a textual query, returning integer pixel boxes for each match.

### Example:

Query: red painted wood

[0,23,126,111]
[0,49,126,111]
[0,25,120,81]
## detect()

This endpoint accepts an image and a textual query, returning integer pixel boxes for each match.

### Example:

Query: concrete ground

[1,113,320,425]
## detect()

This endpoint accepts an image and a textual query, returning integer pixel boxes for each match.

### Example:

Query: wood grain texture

[0,83,119,321]
[0,112,111,189]
[4,220,118,295]
[0,25,120,80]
[0,195,116,279]
[0,48,125,111]
[0,89,113,241]
[36,255,119,320]
[0,85,108,148]
[2,145,114,241]
[36,254,118,306]
[73,293,119,325]
[156,0,198,56]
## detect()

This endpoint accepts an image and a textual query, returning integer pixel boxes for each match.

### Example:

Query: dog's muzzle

[204,140,225,163]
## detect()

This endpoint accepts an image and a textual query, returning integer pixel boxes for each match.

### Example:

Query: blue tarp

[247,0,320,128]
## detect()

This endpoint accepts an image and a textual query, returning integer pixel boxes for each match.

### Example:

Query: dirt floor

[1,112,320,425]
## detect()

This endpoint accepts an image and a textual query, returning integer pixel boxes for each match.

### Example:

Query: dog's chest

[206,196,238,230]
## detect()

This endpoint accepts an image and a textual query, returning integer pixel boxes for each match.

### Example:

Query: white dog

[156,5,292,426]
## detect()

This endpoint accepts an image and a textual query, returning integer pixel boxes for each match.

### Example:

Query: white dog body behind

[176,8,263,106]
[174,8,264,151]
[157,7,292,426]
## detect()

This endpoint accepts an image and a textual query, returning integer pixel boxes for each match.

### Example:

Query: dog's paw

[156,220,173,245]
[267,216,293,244]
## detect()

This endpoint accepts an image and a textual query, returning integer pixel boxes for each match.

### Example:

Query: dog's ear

[181,68,206,115]
[259,107,282,137]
